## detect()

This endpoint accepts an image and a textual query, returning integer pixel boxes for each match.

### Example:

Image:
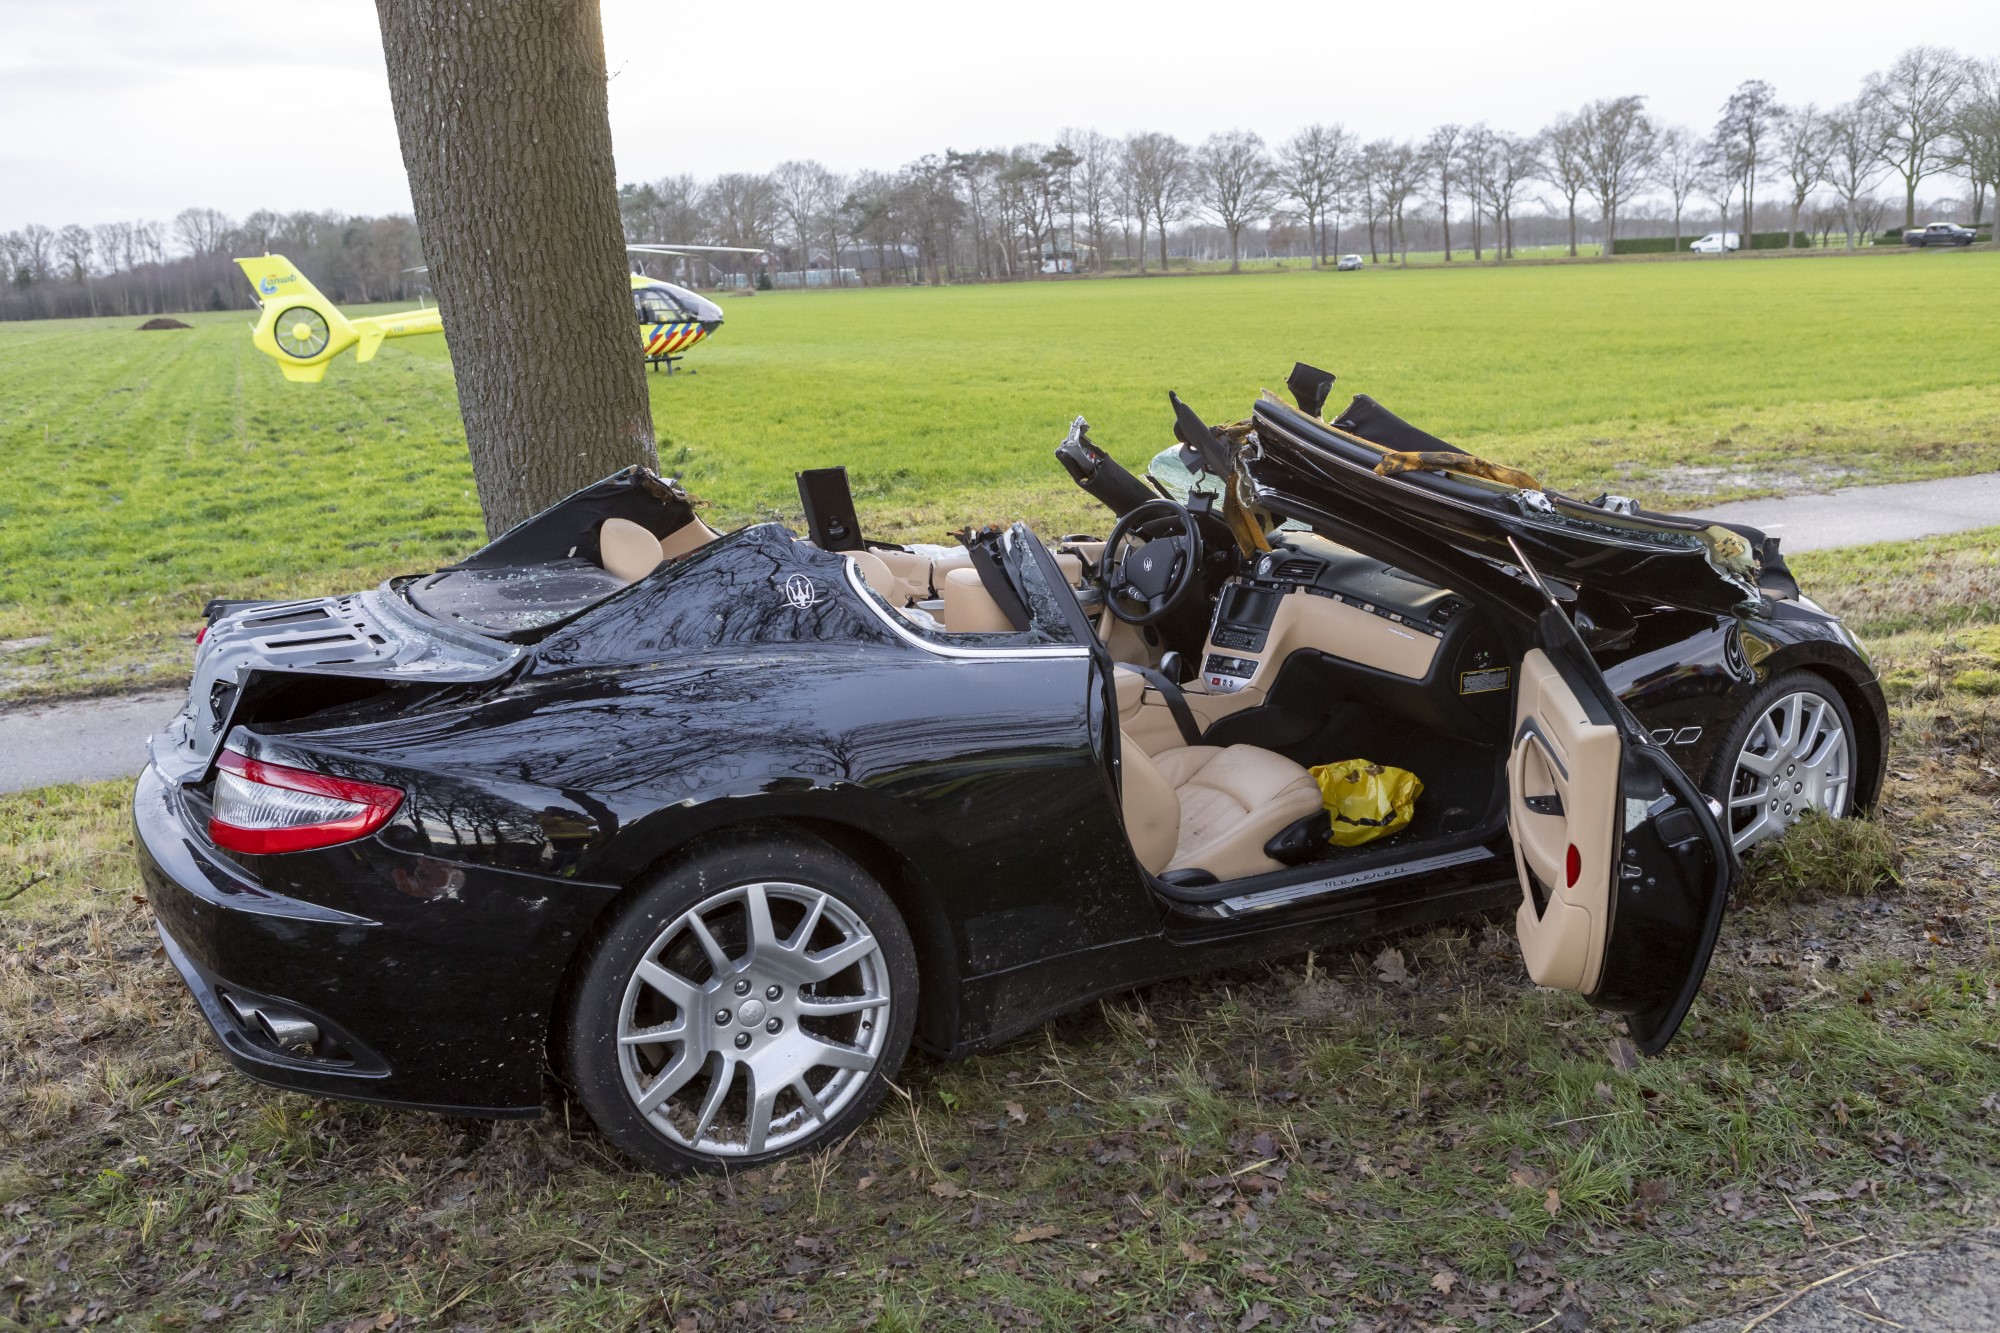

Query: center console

[1200,537,1479,693]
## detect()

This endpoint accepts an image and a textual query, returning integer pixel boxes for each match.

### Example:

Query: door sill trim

[1211,845,1499,918]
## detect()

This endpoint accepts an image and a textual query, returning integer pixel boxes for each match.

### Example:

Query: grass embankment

[1,249,1998,701]
[3,528,1998,1330]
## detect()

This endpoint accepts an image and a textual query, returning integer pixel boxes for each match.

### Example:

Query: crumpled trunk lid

[150,587,521,785]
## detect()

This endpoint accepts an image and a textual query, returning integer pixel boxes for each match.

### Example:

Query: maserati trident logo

[1141,554,1155,573]
[782,573,820,609]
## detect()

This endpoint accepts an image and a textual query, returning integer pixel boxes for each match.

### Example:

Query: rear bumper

[135,763,598,1117]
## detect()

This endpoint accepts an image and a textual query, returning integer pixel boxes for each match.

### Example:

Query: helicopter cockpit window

[634,288,684,324]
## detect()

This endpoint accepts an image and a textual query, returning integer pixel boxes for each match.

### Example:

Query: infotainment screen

[1218,583,1281,628]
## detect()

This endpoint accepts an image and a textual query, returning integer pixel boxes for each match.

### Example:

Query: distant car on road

[1336,254,1364,271]
[1689,232,1740,254]
[1905,222,1979,247]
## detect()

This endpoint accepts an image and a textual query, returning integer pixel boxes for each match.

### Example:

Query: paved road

[3,473,1998,797]
[1690,471,2000,553]
[0,690,182,795]
[1680,1230,2000,1332]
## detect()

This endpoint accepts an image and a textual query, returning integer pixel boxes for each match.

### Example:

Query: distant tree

[1040,143,1081,264]
[1483,131,1541,259]
[1714,80,1779,251]
[900,154,961,284]
[1775,104,1833,247]
[1655,126,1707,251]
[1276,123,1350,267]
[1356,140,1390,263]
[171,207,232,258]
[1455,126,1494,260]
[1866,46,1972,230]
[1125,132,1193,273]
[1541,112,1590,255]
[18,224,55,282]
[773,159,839,279]
[375,0,656,537]
[946,149,1003,278]
[1376,141,1423,263]
[1065,129,1120,272]
[1579,96,1655,256]
[1195,131,1278,272]
[1946,56,2000,227]
[1423,123,1465,260]
[1825,100,1891,247]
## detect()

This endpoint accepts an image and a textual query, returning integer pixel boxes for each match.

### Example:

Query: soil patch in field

[136,317,191,330]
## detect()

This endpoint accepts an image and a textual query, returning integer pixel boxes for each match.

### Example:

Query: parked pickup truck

[1905,222,1981,246]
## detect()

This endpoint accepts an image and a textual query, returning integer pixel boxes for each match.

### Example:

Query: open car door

[1508,596,1738,1052]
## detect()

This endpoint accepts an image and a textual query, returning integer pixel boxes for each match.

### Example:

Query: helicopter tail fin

[235,255,360,381]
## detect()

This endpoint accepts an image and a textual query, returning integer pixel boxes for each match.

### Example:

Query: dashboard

[1200,536,1506,718]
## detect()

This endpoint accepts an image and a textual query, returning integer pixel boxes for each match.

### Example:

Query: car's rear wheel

[564,832,918,1175]
[1704,670,1857,855]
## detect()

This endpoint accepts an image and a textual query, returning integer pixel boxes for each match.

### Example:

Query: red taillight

[1565,843,1582,889]
[209,748,404,854]
[195,625,208,645]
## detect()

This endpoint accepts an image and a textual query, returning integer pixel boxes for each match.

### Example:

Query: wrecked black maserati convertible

[136,364,1885,1174]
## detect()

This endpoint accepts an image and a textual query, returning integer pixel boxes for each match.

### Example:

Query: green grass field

[2,249,1998,699]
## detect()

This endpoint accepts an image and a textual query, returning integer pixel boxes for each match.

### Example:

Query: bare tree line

[5,45,1996,320]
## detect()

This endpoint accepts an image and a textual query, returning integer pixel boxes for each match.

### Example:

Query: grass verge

[3,565,1997,1330]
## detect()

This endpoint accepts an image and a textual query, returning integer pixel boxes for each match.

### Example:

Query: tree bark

[376,0,657,538]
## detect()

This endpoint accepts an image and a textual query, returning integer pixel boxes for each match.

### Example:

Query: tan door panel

[1509,648,1623,993]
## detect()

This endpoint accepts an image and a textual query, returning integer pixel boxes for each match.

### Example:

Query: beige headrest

[661,515,720,560]
[941,566,1014,633]
[846,550,900,601]
[600,517,665,584]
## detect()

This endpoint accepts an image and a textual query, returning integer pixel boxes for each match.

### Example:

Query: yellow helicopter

[236,243,765,383]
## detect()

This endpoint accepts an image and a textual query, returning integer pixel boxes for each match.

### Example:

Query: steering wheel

[1101,497,1204,625]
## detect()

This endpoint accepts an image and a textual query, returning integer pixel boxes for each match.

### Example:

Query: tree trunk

[1566,200,1577,257]
[1228,225,1240,273]
[1442,192,1452,261]
[1904,176,1917,231]
[1788,201,1802,248]
[375,0,655,539]
[1603,207,1614,258]
[1157,222,1170,273]
[1136,217,1148,274]
[1672,204,1681,251]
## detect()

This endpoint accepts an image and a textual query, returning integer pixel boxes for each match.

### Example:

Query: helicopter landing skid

[646,355,692,375]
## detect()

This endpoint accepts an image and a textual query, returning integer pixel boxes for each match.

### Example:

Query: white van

[1689,232,1741,254]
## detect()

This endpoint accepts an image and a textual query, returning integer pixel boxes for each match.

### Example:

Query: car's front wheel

[564,832,918,1175]
[1704,670,1857,855]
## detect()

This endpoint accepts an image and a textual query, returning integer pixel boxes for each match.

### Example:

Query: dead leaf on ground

[1374,946,1409,984]
[1431,1268,1459,1294]
[1237,1300,1272,1330]
[1004,1101,1027,1124]
[1543,1186,1561,1217]
[928,1179,967,1200]
[1011,1225,1060,1243]
[1179,1240,1209,1263]
[1607,1036,1640,1070]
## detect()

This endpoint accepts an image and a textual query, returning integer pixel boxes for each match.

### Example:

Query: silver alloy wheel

[615,880,891,1159]
[1723,689,1852,852]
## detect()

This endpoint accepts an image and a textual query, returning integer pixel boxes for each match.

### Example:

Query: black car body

[137,368,1886,1170]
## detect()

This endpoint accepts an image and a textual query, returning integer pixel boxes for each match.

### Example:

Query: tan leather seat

[1119,729,1323,881]
[941,566,1014,632]
[846,550,901,601]
[600,515,720,584]
[600,517,666,584]
[660,516,720,560]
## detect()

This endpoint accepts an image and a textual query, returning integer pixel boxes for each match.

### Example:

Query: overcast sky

[2,0,1995,233]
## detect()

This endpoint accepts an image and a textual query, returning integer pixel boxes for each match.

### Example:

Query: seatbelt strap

[1132,666,1202,748]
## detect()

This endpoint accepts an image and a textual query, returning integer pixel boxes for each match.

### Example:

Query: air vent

[1272,558,1320,583]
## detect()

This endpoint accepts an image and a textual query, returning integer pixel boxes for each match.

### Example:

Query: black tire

[564,831,918,1176]
[1701,669,1858,856]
